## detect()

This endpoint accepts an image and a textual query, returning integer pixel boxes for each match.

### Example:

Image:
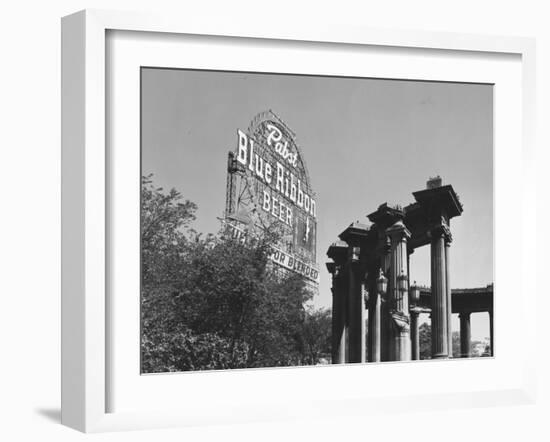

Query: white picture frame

[61,9,537,433]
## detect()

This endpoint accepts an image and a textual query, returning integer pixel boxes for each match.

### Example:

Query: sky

[141,68,493,342]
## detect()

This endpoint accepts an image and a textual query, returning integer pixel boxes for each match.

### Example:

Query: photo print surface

[140,68,493,373]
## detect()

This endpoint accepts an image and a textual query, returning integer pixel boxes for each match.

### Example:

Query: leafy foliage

[141,174,198,289]
[419,322,432,360]
[418,322,483,359]
[452,331,460,357]
[141,175,330,373]
[299,308,332,365]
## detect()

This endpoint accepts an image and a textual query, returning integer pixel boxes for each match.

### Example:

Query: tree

[174,232,313,368]
[419,324,466,359]
[452,331,460,358]
[140,175,328,373]
[469,339,488,357]
[417,323,476,359]
[419,322,431,359]
[299,308,332,365]
[141,173,197,289]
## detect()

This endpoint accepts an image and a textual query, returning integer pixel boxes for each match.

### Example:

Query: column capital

[429,224,451,242]
[385,219,411,240]
[458,311,471,319]
[391,311,410,332]
[363,286,370,305]
[382,235,392,255]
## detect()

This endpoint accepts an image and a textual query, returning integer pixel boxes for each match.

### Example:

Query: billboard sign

[225,111,319,285]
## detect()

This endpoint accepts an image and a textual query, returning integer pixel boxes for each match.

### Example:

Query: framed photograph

[61,9,537,433]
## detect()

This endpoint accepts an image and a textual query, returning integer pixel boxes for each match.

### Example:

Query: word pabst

[237,124,316,228]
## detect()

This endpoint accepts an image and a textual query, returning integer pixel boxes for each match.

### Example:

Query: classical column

[328,263,346,364]
[338,269,347,363]
[430,226,449,359]
[386,221,411,361]
[410,309,420,360]
[347,246,364,363]
[445,236,453,357]
[459,311,471,358]
[360,281,367,363]
[489,310,494,356]
[329,266,339,364]
[380,236,391,362]
[367,274,381,362]
[327,241,349,363]
[338,223,370,363]
[411,181,463,358]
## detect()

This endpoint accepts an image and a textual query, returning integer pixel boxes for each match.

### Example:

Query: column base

[432,353,449,359]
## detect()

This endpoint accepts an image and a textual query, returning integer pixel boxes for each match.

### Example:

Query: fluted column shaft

[330,285,339,363]
[431,228,449,359]
[368,275,381,362]
[410,310,420,360]
[459,312,471,358]
[380,239,391,362]
[347,247,364,363]
[489,310,494,356]
[330,266,346,364]
[445,239,453,357]
[387,221,411,361]
[360,282,367,363]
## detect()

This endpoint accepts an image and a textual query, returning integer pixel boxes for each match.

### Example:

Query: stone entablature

[417,285,493,314]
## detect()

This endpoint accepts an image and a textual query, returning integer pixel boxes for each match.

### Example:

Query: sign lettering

[237,129,317,228]
[226,113,318,288]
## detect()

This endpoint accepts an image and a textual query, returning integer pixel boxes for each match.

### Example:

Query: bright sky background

[141,68,493,342]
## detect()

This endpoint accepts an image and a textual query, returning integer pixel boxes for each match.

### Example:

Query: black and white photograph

[3,1,548,440]
[140,68,493,373]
